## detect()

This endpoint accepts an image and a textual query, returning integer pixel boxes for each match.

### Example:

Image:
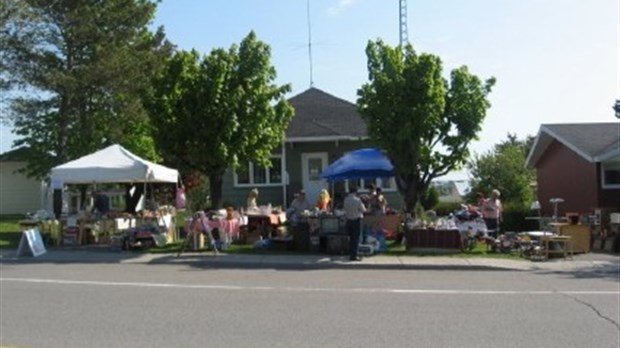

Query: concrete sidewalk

[2,247,619,273]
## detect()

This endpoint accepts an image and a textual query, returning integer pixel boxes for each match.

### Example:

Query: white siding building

[0,149,46,215]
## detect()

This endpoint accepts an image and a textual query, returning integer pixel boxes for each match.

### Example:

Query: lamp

[549,197,565,222]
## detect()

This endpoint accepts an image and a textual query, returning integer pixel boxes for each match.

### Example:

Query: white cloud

[327,0,359,16]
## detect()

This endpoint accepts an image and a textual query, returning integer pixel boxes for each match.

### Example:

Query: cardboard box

[243,230,262,245]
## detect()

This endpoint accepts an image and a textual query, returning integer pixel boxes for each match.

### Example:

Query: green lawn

[0,214,522,260]
[0,215,24,249]
[148,237,523,260]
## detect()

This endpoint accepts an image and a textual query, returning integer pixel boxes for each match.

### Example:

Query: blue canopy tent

[321,148,394,181]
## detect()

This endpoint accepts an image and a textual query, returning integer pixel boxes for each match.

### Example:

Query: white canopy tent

[49,144,179,242]
[50,144,179,184]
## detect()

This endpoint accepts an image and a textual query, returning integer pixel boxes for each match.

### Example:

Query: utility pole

[399,0,409,46]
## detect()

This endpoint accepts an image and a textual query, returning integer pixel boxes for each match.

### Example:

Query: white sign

[16,228,47,257]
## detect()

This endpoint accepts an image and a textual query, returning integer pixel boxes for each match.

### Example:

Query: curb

[3,248,618,274]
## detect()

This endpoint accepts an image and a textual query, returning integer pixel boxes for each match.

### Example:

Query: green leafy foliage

[357,40,495,213]
[501,202,539,232]
[419,185,439,210]
[0,0,170,179]
[467,134,536,206]
[146,31,293,208]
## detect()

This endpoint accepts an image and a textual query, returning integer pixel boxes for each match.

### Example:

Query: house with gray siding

[220,87,403,210]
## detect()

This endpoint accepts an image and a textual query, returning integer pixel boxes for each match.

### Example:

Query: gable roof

[285,87,367,142]
[0,147,30,162]
[526,122,620,167]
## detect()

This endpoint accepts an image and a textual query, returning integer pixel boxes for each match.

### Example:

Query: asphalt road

[1,258,619,348]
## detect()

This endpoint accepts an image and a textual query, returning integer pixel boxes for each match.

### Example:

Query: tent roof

[321,148,394,181]
[51,144,178,184]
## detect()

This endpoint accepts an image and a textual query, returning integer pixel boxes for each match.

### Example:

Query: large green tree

[0,0,170,179]
[357,40,495,212]
[146,31,294,208]
[467,133,536,205]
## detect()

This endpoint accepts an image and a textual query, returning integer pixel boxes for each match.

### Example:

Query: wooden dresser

[555,223,591,253]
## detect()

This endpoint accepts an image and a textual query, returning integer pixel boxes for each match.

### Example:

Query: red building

[526,123,620,217]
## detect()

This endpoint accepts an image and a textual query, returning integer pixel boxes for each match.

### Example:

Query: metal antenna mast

[307,0,314,87]
[399,0,409,46]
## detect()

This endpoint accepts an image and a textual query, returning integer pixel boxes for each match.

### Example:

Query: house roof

[285,87,367,142]
[0,147,30,162]
[525,122,620,167]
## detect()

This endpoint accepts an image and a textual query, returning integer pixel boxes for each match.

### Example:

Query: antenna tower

[399,0,409,46]
[307,0,314,87]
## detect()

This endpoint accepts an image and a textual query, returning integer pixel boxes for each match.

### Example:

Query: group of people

[244,184,386,261]
[286,183,387,261]
[360,184,388,215]
[286,189,332,222]
[245,186,332,222]
[462,189,503,233]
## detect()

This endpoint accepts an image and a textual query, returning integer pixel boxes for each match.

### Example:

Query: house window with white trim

[234,156,283,187]
[345,177,397,192]
[602,160,620,189]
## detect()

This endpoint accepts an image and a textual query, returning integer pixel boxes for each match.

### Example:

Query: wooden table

[541,235,573,260]
[404,228,462,252]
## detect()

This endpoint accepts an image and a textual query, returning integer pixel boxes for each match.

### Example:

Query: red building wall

[535,141,598,216]
[597,164,620,210]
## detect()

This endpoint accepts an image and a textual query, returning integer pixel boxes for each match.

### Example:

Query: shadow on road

[532,261,620,282]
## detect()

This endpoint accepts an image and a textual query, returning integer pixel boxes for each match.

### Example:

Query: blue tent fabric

[321,148,394,181]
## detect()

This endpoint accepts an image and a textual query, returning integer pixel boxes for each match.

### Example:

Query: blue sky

[1,0,618,179]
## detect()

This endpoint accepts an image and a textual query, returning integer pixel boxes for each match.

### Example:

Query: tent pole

[282,143,287,209]
[330,180,334,213]
[143,181,147,211]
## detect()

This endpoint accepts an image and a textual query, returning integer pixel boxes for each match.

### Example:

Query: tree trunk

[209,173,224,209]
[404,181,419,216]
[397,174,420,215]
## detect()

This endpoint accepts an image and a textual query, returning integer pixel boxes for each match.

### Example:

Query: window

[236,165,250,185]
[234,156,283,187]
[269,157,282,183]
[345,177,397,192]
[602,160,620,189]
[252,162,266,184]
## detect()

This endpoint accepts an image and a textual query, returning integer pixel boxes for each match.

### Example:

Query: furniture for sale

[405,228,462,253]
[541,235,573,260]
[554,223,590,253]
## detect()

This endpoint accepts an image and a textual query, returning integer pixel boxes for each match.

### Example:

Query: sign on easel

[16,228,47,257]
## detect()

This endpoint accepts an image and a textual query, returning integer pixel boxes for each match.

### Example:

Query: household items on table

[36,206,178,249]
[287,210,402,255]
[184,209,243,251]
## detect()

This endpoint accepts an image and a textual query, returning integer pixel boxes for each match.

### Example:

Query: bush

[186,176,210,211]
[420,186,439,210]
[433,202,462,217]
[501,202,539,232]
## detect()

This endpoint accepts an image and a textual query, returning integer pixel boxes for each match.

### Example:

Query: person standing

[343,184,366,261]
[316,189,331,211]
[246,188,259,212]
[482,189,502,236]
[375,187,388,214]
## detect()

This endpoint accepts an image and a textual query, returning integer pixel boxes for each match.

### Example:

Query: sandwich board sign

[16,228,47,257]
